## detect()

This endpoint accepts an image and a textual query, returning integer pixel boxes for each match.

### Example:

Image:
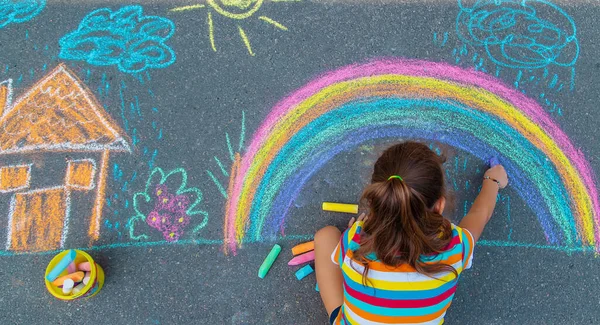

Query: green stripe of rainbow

[223,59,599,253]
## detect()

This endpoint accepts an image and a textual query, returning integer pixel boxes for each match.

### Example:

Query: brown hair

[354,141,457,283]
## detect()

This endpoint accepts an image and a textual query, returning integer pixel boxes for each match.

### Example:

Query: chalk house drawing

[0,64,131,252]
[170,0,297,56]
[222,59,599,255]
[59,5,176,74]
[128,167,208,242]
[0,0,46,29]
[456,0,579,70]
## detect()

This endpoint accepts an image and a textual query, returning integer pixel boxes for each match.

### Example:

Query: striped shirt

[331,221,475,325]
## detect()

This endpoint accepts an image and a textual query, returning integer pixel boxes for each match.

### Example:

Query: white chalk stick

[62,279,74,295]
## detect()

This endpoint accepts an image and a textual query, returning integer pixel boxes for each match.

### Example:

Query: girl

[314,141,508,324]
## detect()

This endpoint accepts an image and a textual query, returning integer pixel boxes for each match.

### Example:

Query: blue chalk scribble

[59,5,176,74]
[456,0,579,69]
[0,0,45,28]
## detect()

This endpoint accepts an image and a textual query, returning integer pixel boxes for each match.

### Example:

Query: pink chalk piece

[77,262,92,272]
[67,262,77,273]
[82,272,91,285]
[288,251,315,266]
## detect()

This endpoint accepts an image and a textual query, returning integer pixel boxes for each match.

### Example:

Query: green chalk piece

[295,264,314,280]
[315,283,319,292]
[258,244,282,279]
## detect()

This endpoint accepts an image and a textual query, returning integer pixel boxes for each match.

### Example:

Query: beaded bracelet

[483,176,501,188]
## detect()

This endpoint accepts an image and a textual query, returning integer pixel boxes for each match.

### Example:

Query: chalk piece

[258,244,281,279]
[83,272,91,285]
[72,283,86,295]
[77,262,92,272]
[322,202,358,214]
[46,249,76,282]
[488,156,499,167]
[291,241,314,256]
[315,283,319,292]
[67,262,77,273]
[288,251,315,266]
[62,279,74,295]
[52,271,84,286]
[295,265,314,280]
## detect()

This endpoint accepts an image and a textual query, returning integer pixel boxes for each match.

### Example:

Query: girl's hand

[484,165,508,189]
[348,213,368,228]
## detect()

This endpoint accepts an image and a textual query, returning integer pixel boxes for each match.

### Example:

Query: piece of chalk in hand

[295,264,314,280]
[288,251,315,266]
[72,283,86,295]
[77,262,92,272]
[291,241,314,256]
[62,279,74,295]
[322,202,359,214]
[258,244,282,279]
[82,272,91,285]
[488,156,499,167]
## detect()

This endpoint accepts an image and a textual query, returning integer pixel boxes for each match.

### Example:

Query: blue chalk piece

[295,264,314,280]
[488,156,499,167]
[315,283,319,292]
[46,249,76,282]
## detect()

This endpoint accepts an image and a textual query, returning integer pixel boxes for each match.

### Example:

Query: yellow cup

[45,249,105,300]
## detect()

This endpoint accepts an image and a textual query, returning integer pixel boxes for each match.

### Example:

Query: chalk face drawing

[0,64,130,252]
[170,0,294,56]
[128,167,208,242]
[0,0,45,29]
[222,58,599,255]
[456,0,579,69]
[59,5,176,74]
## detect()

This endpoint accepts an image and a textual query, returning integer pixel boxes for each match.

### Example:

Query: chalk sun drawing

[0,64,131,252]
[128,167,209,241]
[0,0,45,29]
[222,58,599,255]
[170,0,297,56]
[59,5,176,74]
[456,0,579,70]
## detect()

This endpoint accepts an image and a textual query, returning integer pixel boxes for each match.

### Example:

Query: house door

[7,188,67,252]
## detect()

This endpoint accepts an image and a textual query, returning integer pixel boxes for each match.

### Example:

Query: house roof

[0,64,131,155]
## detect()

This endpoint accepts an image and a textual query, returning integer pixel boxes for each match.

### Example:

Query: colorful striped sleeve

[456,225,475,270]
[331,221,363,266]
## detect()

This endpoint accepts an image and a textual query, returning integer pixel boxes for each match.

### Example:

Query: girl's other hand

[348,213,368,228]
[484,165,508,189]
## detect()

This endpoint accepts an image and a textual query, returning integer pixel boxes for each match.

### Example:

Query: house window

[0,164,31,193]
[65,159,96,190]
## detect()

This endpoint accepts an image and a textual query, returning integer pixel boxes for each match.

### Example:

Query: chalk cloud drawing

[0,64,131,252]
[0,0,45,29]
[59,5,176,74]
[128,167,208,241]
[456,0,579,69]
[221,59,599,255]
[170,0,297,56]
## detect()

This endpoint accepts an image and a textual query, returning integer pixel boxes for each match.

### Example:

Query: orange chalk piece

[52,271,84,287]
[292,241,314,256]
[77,262,91,271]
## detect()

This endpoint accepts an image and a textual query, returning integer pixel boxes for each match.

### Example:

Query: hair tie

[388,175,403,181]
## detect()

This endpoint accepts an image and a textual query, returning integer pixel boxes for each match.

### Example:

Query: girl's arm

[458,165,508,242]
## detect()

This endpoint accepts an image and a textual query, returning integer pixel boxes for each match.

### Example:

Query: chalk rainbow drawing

[59,5,176,74]
[0,0,46,29]
[222,58,599,254]
[456,0,579,70]
[170,0,297,56]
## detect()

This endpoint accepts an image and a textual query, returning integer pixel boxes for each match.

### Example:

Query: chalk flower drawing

[129,167,208,241]
[0,0,45,29]
[456,0,579,69]
[170,0,297,56]
[59,5,176,74]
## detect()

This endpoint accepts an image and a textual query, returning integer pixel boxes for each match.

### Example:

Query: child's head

[356,141,456,276]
